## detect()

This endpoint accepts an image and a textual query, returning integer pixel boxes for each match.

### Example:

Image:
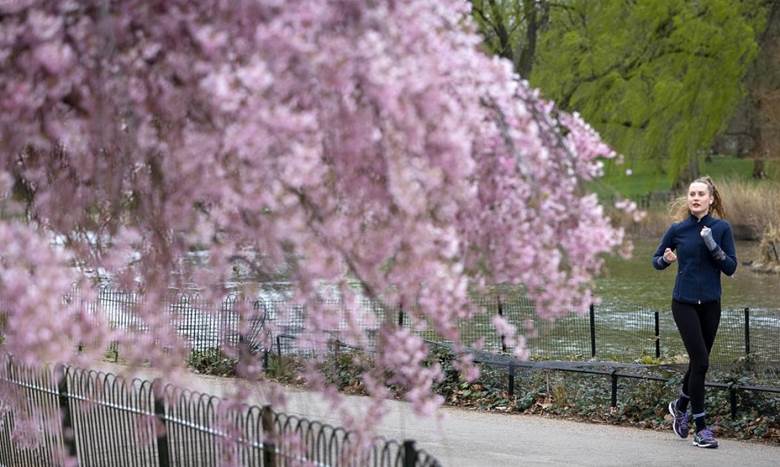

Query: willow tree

[527,0,769,187]
[0,0,637,445]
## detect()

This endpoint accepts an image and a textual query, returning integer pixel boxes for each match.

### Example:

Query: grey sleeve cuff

[711,246,726,261]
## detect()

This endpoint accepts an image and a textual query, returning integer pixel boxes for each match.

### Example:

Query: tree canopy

[473,0,771,187]
[0,0,634,443]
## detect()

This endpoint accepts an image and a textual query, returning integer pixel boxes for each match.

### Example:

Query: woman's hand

[663,247,677,263]
[700,226,717,250]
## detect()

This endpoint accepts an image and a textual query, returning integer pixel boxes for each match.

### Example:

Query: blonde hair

[669,176,726,221]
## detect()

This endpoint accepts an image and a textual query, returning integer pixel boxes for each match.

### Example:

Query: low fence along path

[96,362,780,467]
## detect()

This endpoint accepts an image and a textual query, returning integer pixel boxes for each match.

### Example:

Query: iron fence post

[610,370,618,408]
[403,439,417,467]
[152,381,170,467]
[589,304,596,358]
[262,405,276,467]
[508,361,515,397]
[55,364,78,460]
[398,301,404,328]
[729,384,738,418]
[654,311,660,359]
[744,307,750,356]
[498,297,507,353]
[238,333,246,363]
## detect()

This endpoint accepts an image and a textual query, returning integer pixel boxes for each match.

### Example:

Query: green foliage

[425,347,509,409]
[591,154,780,200]
[530,0,771,187]
[187,348,238,377]
[429,346,461,397]
[471,0,778,200]
[266,354,303,384]
[321,350,369,393]
[637,355,664,365]
[104,344,119,362]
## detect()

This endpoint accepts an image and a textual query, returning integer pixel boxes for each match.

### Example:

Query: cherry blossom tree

[0,0,637,438]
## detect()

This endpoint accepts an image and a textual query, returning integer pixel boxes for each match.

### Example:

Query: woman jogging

[652,176,737,449]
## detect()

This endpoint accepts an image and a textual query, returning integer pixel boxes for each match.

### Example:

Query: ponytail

[695,176,726,219]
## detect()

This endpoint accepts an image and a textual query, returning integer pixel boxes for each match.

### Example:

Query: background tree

[747,0,780,178]
[474,0,772,189]
[710,0,780,178]
[0,0,634,441]
[531,0,770,188]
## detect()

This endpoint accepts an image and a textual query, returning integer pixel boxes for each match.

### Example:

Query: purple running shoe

[693,428,719,449]
[668,400,689,438]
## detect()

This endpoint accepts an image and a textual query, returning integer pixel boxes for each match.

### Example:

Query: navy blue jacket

[652,214,737,304]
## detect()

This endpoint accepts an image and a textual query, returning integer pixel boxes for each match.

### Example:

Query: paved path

[98,363,780,466]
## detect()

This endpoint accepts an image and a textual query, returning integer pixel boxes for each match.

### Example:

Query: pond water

[595,239,780,314]
[93,239,777,362]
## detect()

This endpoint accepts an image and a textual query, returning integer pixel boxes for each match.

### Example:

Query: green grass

[702,156,780,182]
[589,155,780,200]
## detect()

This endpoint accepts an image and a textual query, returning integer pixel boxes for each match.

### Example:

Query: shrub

[187,348,238,377]
[718,179,780,239]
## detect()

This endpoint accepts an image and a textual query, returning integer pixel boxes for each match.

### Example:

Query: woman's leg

[679,370,691,410]
[690,301,721,428]
[697,300,721,359]
[678,300,721,412]
[671,300,709,415]
[668,301,694,439]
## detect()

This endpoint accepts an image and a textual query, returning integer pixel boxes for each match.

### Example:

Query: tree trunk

[752,156,767,179]
[487,0,513,61]
[688,152,700,181]
[714,0,780,160]
[515,0,549,78]
[673,152,700,190]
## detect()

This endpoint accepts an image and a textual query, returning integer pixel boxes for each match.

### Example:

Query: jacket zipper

[697,220,703,304]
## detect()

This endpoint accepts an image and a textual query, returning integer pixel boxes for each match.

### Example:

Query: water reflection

[595,239,780,313]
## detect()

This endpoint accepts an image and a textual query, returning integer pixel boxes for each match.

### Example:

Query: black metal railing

[275,336,780,421]
[0,355,440,467]
[68,285,779,365]
[449,347,780,419]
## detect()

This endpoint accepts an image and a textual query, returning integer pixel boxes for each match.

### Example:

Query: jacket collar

[688,213,713,225]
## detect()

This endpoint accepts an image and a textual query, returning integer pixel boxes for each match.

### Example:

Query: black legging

[671,299,721,415]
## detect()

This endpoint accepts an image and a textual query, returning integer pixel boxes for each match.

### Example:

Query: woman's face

[687,181,712,218]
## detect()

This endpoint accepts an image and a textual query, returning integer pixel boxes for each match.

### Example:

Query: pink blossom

[0,0,638,443]
[33,42,74,74]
